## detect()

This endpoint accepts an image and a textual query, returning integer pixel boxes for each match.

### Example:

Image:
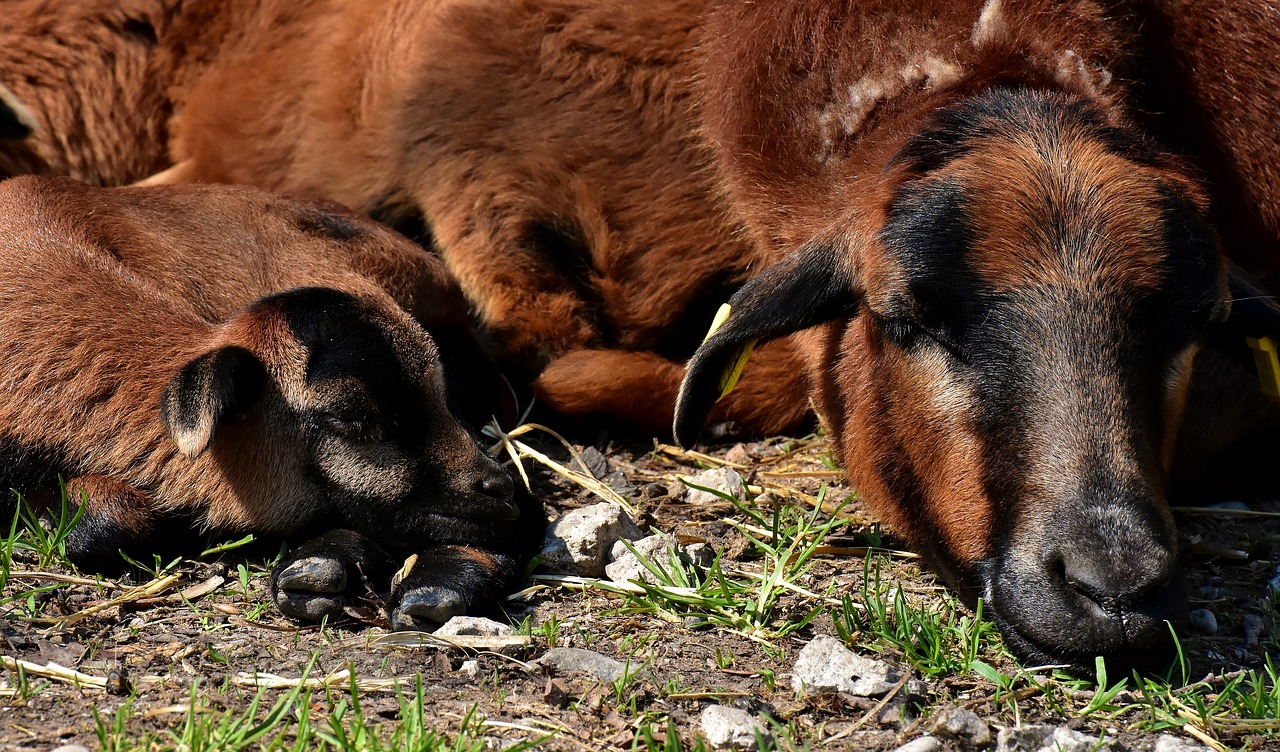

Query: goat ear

[1214,265,1280,401]
[162,346,266,457]
[0,83,36,140]
[673,241,861,446]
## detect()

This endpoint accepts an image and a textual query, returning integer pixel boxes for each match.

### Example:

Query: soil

[2,432,1278,751]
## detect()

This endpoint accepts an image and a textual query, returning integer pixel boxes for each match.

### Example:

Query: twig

[4,572,123,589]
[31,572,184,628]
[827,672,911,742]
[0,656,106,690]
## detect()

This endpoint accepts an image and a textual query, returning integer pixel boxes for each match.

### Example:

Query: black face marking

[878,176,979,346]
[891,87,1174,179]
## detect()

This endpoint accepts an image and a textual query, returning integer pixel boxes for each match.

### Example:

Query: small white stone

[1154,733,1215,752]
[681,467,745,505]
[460,659,481,680]
[700,705,770,750]
[893,737,942,752]
[790,634,901,697]
[434,616,513,637]
[539,502,644,576]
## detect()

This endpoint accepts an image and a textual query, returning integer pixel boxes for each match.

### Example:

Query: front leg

[270,529,397,621]
[389,545,518,630]
[62,474,187,574]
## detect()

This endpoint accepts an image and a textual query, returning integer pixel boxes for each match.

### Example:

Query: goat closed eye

[878,316,967,363]
[317,413,385,443]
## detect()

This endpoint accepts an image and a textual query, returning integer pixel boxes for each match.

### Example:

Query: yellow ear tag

[703,303,757,402]
[1247,336,1280,401]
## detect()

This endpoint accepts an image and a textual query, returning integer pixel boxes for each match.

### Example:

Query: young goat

[674,0,1280,671]
[0,176,541,628]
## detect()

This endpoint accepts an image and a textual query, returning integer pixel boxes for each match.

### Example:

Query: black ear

[0,84,36,141]
[162,346,267,457]
[673,241,861,446]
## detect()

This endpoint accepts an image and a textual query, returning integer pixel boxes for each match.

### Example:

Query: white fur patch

[972,0,1006,47]
[813,53,962,163]
[1054,50,1113,95]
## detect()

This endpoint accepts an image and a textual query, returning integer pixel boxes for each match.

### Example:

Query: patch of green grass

[94,666,547,752]
[2,489,86,616]
[6,487,84,570]
[610,485,847,648]
[834,554,1009,678]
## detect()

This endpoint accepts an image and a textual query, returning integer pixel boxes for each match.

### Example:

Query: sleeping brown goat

[0,176,542,628]
[0,0,812,439]
[3,0,1280,669]
[673,0,1280,671]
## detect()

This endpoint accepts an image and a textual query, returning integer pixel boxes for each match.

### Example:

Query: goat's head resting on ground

[675,88,1274,671]
[158,287,518,555]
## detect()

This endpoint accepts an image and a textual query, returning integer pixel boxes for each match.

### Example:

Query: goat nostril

[477,471,513,500]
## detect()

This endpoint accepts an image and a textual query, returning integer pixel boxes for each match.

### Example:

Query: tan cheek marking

[906,349,991,564]
[316,439,413,499]
[1161,345,1199,471]
[916,350,993,560]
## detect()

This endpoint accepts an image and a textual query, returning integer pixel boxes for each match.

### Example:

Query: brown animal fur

[0,176,538,624]
[0,0,809,438]
[675,0,1280,668]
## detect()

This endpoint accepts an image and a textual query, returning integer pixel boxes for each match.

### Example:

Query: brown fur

[0,176,521,574]
[0,0,807,437]
[677,0,1280,668]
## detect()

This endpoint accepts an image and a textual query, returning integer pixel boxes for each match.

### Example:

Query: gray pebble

[928,704,991,746]
[1188,608,1218,636]
[996,725,1123,752]
[1154,734,1214,752]
[459,659,481,680]
[893,737,942,752]
[534,647,633,684]
[700,704,770,750]
[791,634,901,697]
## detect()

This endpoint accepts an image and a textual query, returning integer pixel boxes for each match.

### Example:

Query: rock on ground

[893,737,942,752]
[700,704,771,750]
[434,616,513,637]
[790,635,902,697]
[539,502,644,577]
[1154,735,1215,752]
[997,725,1125,752]
[928,704,992,746]
[605,533,716,584]
[1188,608,1218,636]
[533,647,635,684]
[681,467,745,505]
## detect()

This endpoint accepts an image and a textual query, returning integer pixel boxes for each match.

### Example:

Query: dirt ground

[2,431,1278,751]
